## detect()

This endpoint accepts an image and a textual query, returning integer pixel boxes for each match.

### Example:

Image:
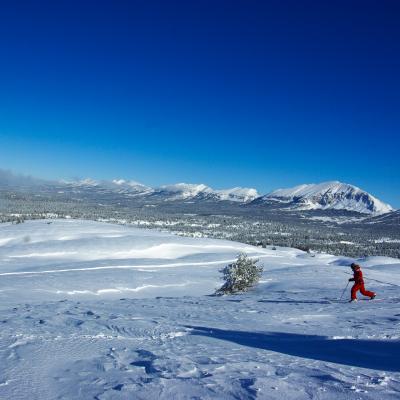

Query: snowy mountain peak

[264,181,393,215]
[215,187,260,202]
[112,179,129,185]
[158,183,213,200]
[158,183,259,202]
[160,183,212,194]
[111,179,149,189]
[109,179,153,192]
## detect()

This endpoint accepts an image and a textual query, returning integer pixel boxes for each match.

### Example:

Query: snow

[265,181,393,215]
[0,219,399,399]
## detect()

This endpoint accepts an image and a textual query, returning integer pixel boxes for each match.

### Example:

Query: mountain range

[59,178,392,215]
[0,169,394,216]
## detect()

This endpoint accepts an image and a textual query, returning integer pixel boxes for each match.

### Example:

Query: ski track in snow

[0,219,399,400]
[0,256,278,277]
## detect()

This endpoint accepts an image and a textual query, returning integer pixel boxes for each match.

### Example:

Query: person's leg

[360,284,375,298]
[351,284,360,300]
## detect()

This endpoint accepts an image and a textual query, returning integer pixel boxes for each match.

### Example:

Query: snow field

[0,219,399,399]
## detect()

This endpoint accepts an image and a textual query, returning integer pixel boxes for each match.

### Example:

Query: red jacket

[350,269,364,284]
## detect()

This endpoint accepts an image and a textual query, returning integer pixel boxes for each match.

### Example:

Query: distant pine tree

[216,253,263,295]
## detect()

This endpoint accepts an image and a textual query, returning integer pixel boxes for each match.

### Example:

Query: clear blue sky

[0,1,399,206]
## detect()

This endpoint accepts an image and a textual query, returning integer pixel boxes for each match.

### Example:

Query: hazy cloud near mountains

[0,168,45,187]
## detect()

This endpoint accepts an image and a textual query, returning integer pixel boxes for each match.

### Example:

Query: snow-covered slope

[0,219,399,399]
[0,219,261,303]
[262,181,393,215]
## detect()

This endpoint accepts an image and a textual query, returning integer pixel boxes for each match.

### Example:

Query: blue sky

[0,1,399,206]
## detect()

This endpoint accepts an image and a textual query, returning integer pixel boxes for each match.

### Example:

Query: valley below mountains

[0,170,399,258]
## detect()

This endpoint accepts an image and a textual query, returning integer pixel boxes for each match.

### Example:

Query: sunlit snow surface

[0,220,399,399]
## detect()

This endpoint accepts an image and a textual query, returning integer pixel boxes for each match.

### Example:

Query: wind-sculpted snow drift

[0,220,399,399]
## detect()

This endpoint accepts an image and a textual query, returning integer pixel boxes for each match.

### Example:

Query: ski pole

[339,281,350,301]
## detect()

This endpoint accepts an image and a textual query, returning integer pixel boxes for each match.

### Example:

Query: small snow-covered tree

[216,253,263,295]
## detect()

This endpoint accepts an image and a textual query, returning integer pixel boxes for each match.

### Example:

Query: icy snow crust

[0,220,399,399]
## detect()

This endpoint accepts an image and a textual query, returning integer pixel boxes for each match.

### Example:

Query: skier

[348,263,376,302]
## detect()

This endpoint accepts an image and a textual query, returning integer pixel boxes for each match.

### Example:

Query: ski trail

[0,254,274,277]
[48,282,196,295]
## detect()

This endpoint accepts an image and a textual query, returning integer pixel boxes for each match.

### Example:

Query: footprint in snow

[129,349,160,375]
[112,383,124,391]
[65,318,84,327]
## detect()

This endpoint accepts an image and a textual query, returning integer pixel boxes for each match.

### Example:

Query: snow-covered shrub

[216,253,263,295]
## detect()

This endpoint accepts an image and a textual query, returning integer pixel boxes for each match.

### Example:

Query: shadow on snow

[258,299,332,304]
[187,326,400,372]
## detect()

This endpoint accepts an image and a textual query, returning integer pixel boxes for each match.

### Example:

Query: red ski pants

[351,283,375,300]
